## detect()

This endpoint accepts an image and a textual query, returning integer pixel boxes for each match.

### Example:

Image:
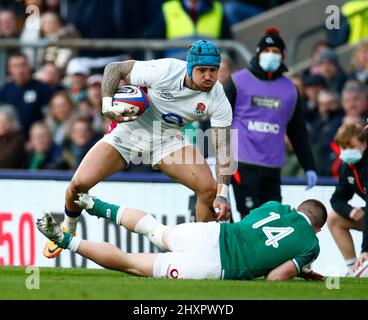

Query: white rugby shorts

[102,122,192,168]
[153,222,222,280]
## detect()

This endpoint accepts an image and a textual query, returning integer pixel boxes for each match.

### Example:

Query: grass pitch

[0,267,368,300]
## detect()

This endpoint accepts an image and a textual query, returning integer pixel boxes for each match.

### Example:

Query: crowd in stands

[0,0,367,178]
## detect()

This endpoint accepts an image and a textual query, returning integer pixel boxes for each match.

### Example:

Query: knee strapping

[134,214,167,250]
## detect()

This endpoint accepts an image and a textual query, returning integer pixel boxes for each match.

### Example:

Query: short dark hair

[297,199,327,229]
[7,51,28,64]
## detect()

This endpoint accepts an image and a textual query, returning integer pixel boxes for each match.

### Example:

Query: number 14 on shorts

[252,212,294,248]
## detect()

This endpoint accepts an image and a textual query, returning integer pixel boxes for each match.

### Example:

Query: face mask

[259,52,282,72]
[340,149,362,164]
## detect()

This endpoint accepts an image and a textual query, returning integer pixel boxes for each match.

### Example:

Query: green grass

[0,267,368,300]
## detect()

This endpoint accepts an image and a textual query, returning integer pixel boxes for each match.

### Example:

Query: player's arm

[101,60,137,123]
[211,126,233,221]
[266,261,297,281]
[266,261,324,281]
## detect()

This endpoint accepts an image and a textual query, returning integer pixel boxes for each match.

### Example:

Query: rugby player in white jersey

[44,40,234,258]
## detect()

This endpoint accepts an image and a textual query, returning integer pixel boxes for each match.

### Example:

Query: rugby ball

[112,85,150,116]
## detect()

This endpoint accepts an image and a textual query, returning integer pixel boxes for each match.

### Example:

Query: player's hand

[103,111,138,123]
[349,208,364,221]
[305,170,318,190]
[213,196,231,222]
[102,96,137,123]
[354,252,368,270]
[299,267,324,281]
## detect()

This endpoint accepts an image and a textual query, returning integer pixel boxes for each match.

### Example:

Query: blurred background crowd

[0,0,367,178]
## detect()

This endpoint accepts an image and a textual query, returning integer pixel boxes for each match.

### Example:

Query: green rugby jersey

[219,201,320,280]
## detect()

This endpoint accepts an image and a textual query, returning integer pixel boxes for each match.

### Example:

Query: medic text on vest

[248,120,280,134]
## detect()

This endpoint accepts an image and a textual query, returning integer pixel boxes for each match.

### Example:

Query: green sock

[87,199,120,222]
[55,232,73,249]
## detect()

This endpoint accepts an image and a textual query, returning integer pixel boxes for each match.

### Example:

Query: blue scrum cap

[186,40,221,79]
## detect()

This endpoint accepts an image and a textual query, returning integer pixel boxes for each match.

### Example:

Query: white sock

[345,257,357,267]
[134,215,167,250]
[67,236,82,252]
[62,216,79,233]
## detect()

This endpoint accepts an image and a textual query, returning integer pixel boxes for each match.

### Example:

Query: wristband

[102,97,113,114]
[216,184,229,200]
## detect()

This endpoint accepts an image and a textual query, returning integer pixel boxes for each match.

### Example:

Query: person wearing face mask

[224,26,318,219]
[328,123,368,277]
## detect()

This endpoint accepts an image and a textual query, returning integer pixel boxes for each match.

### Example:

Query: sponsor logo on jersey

[248,120,280,134]
[347,176,355,184]
[161,90,174,100]
[162,113,184,127]
[251,95,281,109]
[195,103,206,115]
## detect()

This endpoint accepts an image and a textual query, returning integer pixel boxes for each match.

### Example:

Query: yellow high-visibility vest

[163,0,223,39]
[342,0,368,44]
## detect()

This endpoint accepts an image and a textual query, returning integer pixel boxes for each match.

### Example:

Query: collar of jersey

[296,211,311,225]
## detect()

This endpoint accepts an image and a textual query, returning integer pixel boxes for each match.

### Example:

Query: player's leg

[231,164,262,219]
[44,141,127,258]
[77,241,158,277]
[65,141,127,217]
[158,145,217,222]
[74,193,222,253]
[37,213,157,276]
[327,210,364,274]
[260,168,282,204]
[74,193,171,250]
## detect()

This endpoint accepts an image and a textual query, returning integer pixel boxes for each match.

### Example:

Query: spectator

[222,0,264,26]
[281,136,305,178]
[57,115,100,170]
[35,62,64,94]
[0,8,19,38]
[315,49,347,93]
[289,75,305,96]
[224,26,317,218]
[302,74,326,125]
[341,80,368,125]
[0,52,53,136]
[69,0,159,58]
[0,8,20,61]
[45,90,75,145]
[303,40,330,79]
[39,11,79,69]
[145,0,232,59]
[309,90,343,176]
[64,57,89,105]
[218,53,236,84]
[85,74,104,133]
[349,41,368,86]
[27,121,62,169]
[0,105,26,168]
[328,123,368,276]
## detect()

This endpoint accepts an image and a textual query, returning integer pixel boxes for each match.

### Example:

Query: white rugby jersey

[128,58,232,132]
